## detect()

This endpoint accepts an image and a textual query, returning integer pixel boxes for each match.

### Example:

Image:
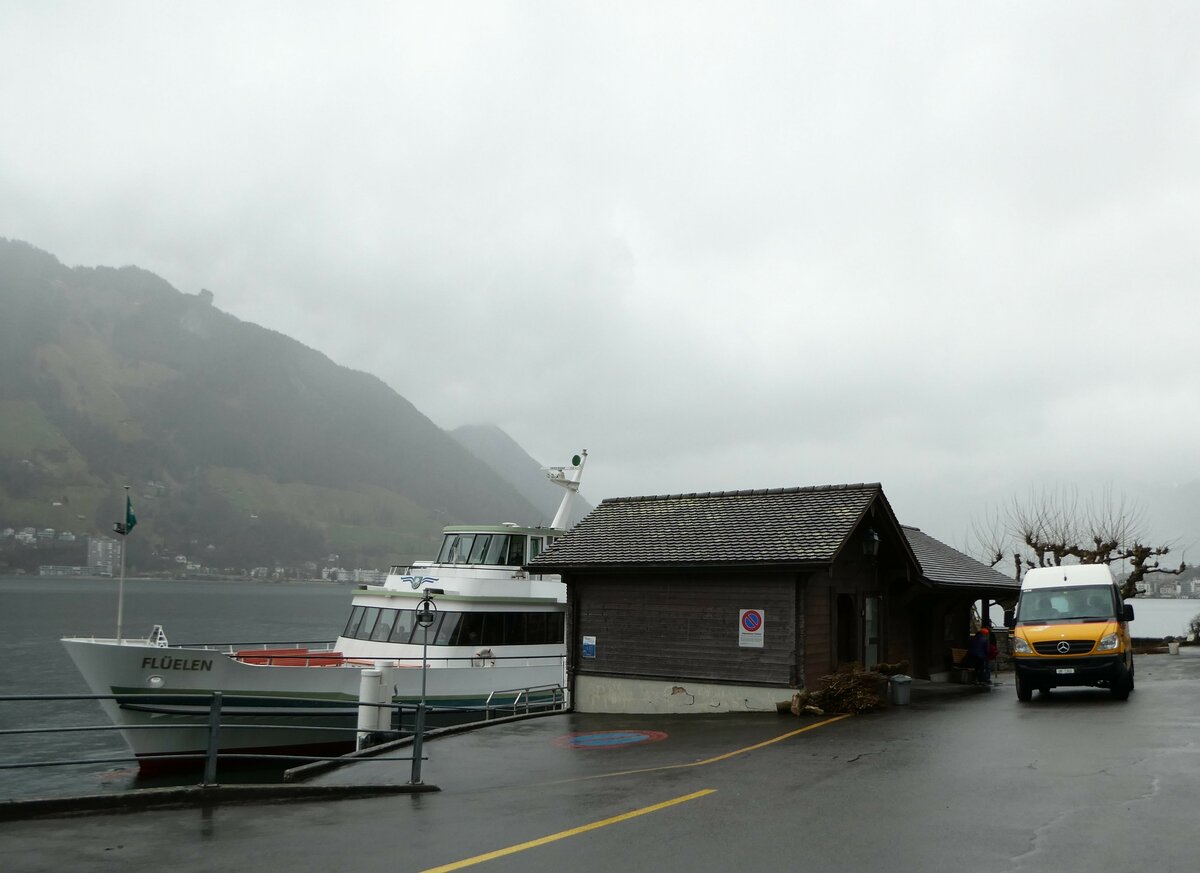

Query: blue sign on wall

[582,635,596,658]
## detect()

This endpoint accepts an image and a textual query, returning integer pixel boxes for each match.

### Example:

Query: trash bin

[888,674,912,706]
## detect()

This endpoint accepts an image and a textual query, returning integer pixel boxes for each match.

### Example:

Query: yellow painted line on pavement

[544,712,852,784]
[418,788,717,873]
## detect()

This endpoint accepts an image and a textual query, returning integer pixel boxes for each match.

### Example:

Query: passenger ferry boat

[61,452,588,773]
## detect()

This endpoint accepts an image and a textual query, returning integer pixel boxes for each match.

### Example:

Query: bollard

[374,660,398,731]
[357,668,384,750]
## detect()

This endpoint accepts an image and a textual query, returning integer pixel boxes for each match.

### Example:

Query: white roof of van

[1021,564,1115,590]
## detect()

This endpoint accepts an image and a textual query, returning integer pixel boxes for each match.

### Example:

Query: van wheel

[1016,674,1032,702]
[1112,671,1132,701]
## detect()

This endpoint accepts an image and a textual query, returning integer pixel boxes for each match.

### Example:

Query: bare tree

[977,486,1184,599]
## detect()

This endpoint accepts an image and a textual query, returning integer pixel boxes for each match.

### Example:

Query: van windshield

[1017,585,1116,624]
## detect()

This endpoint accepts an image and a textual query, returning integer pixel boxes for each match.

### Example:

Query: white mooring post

[357,668,385,750]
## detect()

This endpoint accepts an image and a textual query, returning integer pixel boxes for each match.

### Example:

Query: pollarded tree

[971,486,1185,600]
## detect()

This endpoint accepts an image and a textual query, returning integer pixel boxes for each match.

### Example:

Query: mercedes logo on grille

[1057,640,1071,654]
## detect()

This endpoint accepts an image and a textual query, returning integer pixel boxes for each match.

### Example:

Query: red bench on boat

[234,648,345,666]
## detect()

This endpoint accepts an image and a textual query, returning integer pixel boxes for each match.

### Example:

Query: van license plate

[1056,668,1075,675]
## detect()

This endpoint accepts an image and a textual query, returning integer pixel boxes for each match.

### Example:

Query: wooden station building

[528,483,1018,714]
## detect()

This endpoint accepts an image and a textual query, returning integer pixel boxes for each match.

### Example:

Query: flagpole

[116,485,129,643]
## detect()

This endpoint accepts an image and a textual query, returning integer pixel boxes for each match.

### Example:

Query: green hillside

[0,239,546,572]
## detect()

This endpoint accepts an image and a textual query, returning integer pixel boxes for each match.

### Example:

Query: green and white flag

[114,495,137,536]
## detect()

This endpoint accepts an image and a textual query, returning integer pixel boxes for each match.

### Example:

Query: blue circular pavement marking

[553,730,668,749]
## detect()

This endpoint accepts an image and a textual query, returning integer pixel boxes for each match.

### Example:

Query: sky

[2,2,1198,559]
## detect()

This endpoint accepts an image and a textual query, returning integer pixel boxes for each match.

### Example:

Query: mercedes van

[1004,564,1135,701]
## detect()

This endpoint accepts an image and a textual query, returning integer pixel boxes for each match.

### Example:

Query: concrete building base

[574,674,795,714]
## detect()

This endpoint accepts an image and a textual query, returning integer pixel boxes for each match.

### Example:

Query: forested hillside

[0,239,547,572]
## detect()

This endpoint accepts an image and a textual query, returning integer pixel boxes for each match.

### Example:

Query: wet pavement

[4,652,1200,873]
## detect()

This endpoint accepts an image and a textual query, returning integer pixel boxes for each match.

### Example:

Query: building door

[836,594,858,665]
[864,595,881,668]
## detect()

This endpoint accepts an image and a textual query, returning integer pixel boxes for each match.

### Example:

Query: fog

[2,2,1197,553]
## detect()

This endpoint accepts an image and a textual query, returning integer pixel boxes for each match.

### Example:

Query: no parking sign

[739,608,765,648]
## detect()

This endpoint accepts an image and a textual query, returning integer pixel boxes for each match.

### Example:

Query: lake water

[0,576,352,800]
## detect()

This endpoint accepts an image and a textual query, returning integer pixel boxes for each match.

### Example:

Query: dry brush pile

[787,661,910,716]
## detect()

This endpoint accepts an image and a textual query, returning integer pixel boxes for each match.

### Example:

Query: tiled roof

[529,483,884,569]
[902,525,1019,593]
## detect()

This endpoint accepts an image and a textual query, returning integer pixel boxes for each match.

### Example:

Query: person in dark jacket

[967,626,993,686]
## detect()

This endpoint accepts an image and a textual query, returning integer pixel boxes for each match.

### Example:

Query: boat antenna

[545,450,588,530]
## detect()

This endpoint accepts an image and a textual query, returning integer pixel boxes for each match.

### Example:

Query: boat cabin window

[358,607,381,640]
[389,608,418,644]
[343,605,366,638]
[343,607,565,646]
[505,536,525,565]
[468,535,491,564]
[528,537,543,561]
[370,608,396,642]
[433,612,459,645]
[437,532,529,566]
[484,535,508,564]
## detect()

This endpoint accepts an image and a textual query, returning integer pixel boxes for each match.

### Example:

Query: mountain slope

[0,238,544,570]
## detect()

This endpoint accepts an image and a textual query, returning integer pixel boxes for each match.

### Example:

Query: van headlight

[1013,636,1032,654]
[1098,633,1119,651]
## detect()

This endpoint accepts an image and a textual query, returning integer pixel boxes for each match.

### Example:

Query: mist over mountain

[0,239,558,572]
[450,424,593,527]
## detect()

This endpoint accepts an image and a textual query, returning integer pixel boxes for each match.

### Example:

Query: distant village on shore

[0,525,386,584]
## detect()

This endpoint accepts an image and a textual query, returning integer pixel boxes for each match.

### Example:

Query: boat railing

[179,639,339,655]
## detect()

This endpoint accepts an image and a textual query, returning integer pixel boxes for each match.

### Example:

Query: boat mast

[546,450,588,530]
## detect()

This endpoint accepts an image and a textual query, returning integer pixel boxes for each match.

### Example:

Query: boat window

[433,612,461,645]
[389,609,417,644]
[548,613,565,644]
[468,534,491,564]
[357,607,382,640]
[370,608,397,642]
[455,612,486,647]
[481,613,506,646]
[436,536,456,563]
[453,534,475,563]
[410,612,442,643]
[505,536,526,565]
[484,535,508,565]
[343,605,366,638]
[525,612,547,644]
[500,612,526,644]
[528,537,542,561]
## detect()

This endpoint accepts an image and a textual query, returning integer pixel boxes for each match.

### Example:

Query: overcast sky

[3,3,1198,557]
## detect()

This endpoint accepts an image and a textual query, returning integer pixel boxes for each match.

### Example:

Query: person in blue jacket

[967,626,993,686]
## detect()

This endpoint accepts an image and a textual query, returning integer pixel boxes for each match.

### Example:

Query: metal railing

[0,685,567,790]
[483,684,567,719]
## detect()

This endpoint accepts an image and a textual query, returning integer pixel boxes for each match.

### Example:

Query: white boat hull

[61,637,566,771]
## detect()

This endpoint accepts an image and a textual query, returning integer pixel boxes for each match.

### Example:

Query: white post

[374,660,398,731]
[358,668,384,750]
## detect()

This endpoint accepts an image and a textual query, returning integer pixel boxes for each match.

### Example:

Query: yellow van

[1003,564,1135,701]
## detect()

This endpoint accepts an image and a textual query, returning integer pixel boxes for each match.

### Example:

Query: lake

[0,576,352,800]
